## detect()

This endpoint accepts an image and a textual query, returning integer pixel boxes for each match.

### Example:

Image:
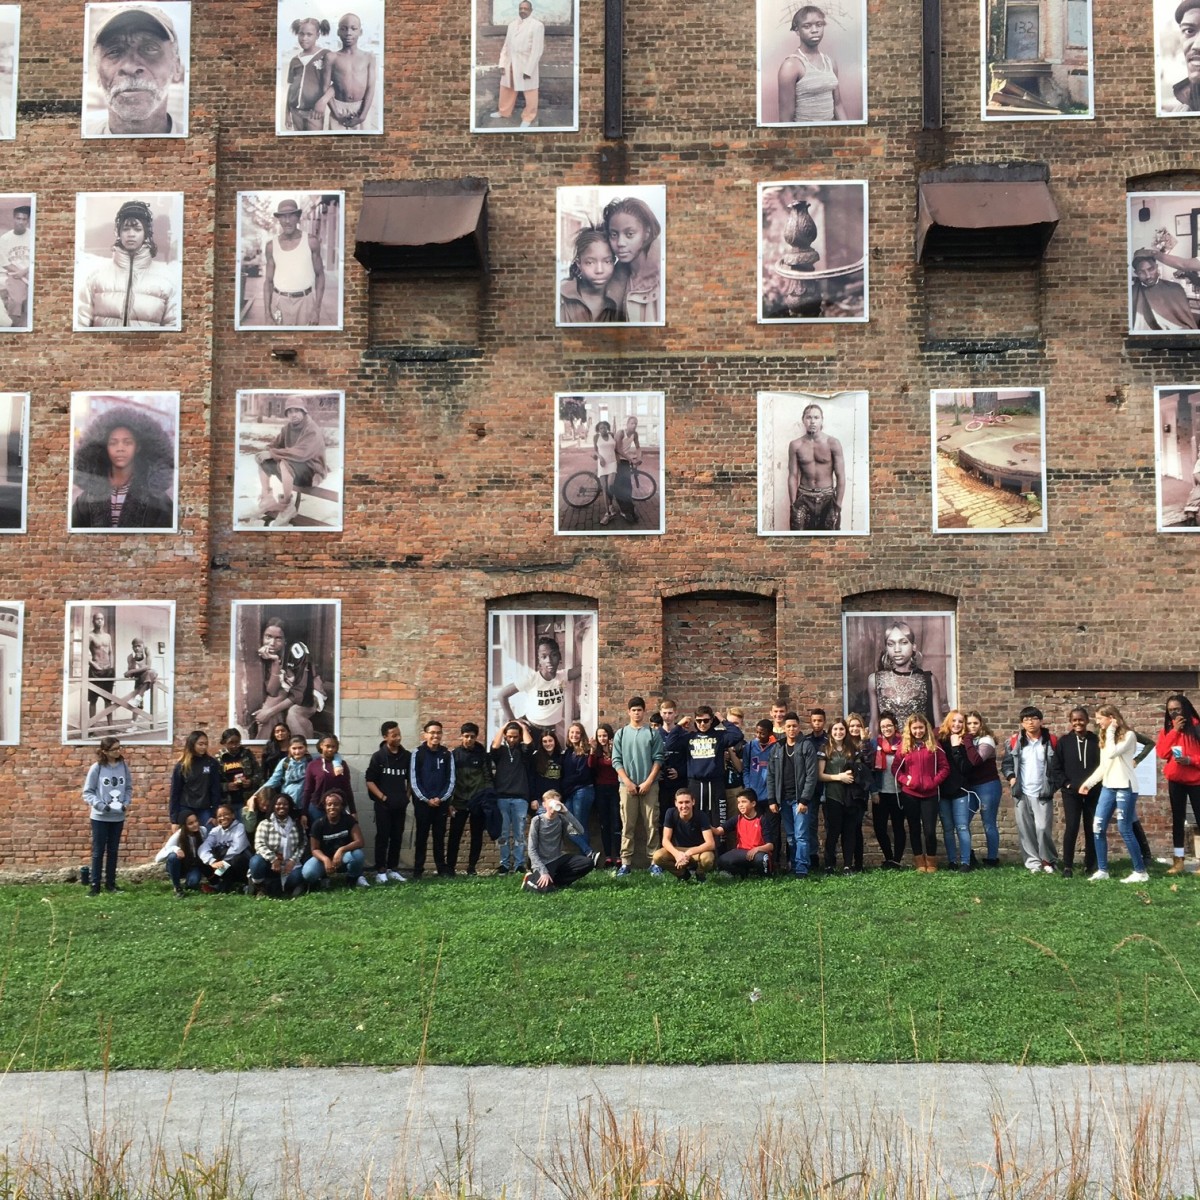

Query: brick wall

[0,0,1197,868]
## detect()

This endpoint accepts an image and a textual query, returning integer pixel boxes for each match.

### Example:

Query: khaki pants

[619,781,660,865]
[651,847,715,877]
[498,83,539,123]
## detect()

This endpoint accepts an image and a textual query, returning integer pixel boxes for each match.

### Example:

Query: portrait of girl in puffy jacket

[73,194,182,331]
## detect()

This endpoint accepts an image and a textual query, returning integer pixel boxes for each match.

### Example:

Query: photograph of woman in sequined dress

[842,612,956,735]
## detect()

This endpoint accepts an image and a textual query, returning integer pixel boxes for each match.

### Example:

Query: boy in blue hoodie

[410,720,455,878]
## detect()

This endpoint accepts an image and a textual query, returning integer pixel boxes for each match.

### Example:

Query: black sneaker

[88,887,101,897]
[497,865,510,876]
[521,872,540,892]
[1061,867,1074,878]
[589,851,603,870]
[694,870,707,883]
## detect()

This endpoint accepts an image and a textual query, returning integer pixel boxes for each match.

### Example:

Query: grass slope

[1,868,1197,1071]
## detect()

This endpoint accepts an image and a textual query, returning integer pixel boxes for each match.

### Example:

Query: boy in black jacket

[365,720,410,884]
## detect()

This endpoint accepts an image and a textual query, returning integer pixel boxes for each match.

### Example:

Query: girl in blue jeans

[936,710,980,871]
[966,711,1002,866]
[562,722,596,855]
[1080,704,1148,883]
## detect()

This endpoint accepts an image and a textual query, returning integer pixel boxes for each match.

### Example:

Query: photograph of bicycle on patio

[930,388,1046,533]
[553,392,664,535]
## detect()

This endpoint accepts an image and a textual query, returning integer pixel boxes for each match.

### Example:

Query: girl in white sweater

[1079,705,1148,883]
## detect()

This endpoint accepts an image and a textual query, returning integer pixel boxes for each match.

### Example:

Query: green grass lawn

[1,868,1198,1072]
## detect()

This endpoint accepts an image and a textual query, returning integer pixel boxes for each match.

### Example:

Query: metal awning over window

[355,179,489,273]
[917,170,1058,264]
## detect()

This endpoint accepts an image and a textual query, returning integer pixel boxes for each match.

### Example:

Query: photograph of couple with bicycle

[554,392,664,535]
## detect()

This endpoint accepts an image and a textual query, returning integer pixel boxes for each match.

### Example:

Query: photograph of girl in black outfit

[69,391,178,532]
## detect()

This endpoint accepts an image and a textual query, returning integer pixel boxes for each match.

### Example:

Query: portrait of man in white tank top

[235,190,344,330]
[756,0,866,125]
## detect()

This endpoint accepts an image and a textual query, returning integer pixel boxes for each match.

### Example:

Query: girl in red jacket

[892,714,949,873]
[1156,693,1200,875]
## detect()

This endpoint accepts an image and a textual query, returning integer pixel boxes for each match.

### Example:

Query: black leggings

[824,798,856,869]
[1168,781,1200,849]
[901,793,938,858]
[873,792,905,864]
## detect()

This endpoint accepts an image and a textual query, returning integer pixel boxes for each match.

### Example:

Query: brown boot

[1166,857,1187,876]
[914,854,928,873]
[925,855,937,872]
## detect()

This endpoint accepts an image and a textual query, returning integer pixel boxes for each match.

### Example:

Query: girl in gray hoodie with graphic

[83,735,132,895]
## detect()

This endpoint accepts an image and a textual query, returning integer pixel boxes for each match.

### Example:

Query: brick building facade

[0,0,1196,868]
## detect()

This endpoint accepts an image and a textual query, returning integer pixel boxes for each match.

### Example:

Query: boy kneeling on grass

[651,785,717,881]
[716,788,777,878]
[524,790,602,892]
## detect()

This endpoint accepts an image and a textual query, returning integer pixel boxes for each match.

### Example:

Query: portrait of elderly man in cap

[82,2,191,138]
[235,190,344,329]
[73,191,183,332]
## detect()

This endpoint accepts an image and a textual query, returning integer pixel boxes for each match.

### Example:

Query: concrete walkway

[2,1064,1198,1197]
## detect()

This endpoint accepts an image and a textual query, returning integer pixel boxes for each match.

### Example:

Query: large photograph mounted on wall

[69,391,178,533]
[930,388,1046,533]
[73,191,183,331]
[276,0,384,135]
[487,609,597,743]
[980,0,1093,118]
[842,611,956,735]
[235,389,344,530]
[236,190,344,330]
[757,390,869,535]
[0,602,21,745]
[556,185,666,327]
[0,6,19,140]
[1155,385,1200,529]
[554,392,664,536]
[230,599,340,743]
[1156,0,1200,115]
[82,2,190,138]
[0,195,34,332]
[472,0,578,131]
[759,181,867,323]
[63,599,174,745]
[0,392,27,532]
[1128,192,1200,334]
[757,0,866,126]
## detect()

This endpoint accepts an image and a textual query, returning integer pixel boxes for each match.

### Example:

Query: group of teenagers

[80,692,1200,897]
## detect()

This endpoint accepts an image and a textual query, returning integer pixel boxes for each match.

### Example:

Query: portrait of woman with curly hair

[69,392,178,532]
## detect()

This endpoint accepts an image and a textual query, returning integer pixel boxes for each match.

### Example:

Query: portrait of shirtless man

[787,402,845,531]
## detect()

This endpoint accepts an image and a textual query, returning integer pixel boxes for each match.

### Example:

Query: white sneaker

[386,870,408,883]
[355,875,371,889]
[1089,869,1110,881]
[375,872,389,885]
[1027,864,1042,874]
[1042,863,1055,874]
[1121,870,1150,884]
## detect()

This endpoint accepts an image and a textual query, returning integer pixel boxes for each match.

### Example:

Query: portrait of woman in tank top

[235,190,345,330]
[758,0,866,125]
